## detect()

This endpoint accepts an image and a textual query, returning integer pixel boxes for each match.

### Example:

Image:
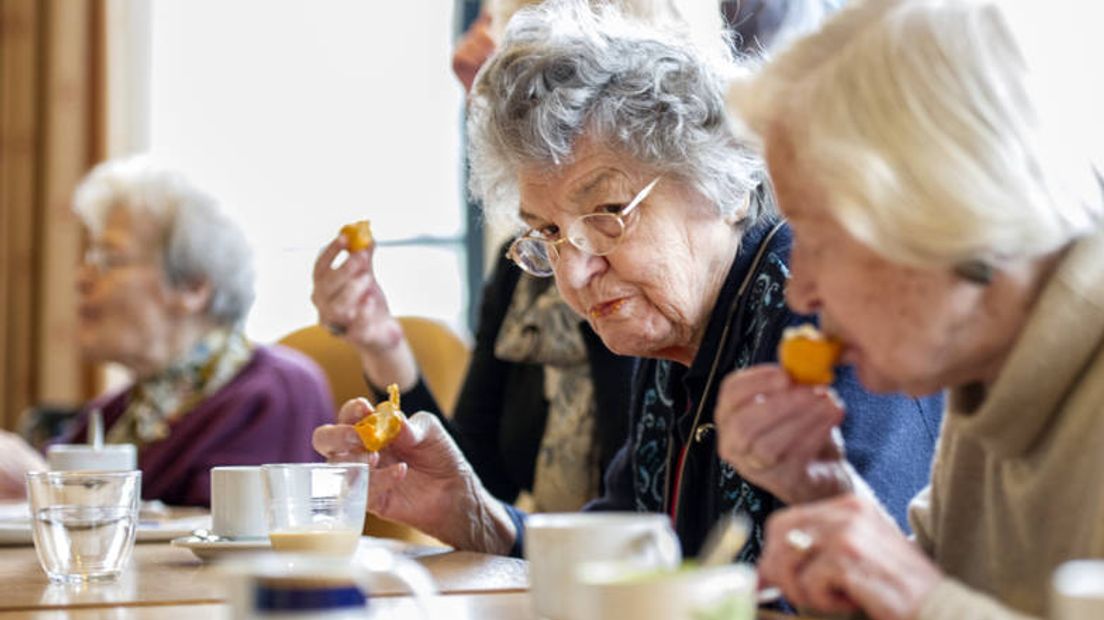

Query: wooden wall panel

[0,0,102,428]
[36,0,94,407]
[0,0,42,427]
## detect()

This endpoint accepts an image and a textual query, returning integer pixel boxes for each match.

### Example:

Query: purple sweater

[65,345,334,506]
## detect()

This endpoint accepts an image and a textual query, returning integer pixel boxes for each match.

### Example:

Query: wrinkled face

[767,129,999,395]
[76,206,179,371]
[516,141,740,363]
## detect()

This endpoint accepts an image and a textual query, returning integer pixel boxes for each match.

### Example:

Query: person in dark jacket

[312,1,942,560]
[311,3,636,513]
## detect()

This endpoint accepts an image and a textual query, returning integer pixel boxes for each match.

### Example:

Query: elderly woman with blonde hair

[717,0,1104,617]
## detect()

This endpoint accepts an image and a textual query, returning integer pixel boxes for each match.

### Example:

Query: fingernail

[345,432,363,447]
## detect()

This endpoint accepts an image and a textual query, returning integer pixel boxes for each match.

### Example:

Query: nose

[76,263,97,296]
[553,243,606,293]
[784,241,820,315]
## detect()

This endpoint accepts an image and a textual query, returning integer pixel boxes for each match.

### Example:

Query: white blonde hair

[727,0,1104,268]
[73,156,256,327]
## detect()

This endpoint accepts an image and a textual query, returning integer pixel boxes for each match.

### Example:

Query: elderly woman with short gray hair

[0,157,334,506]
[313,1,941,560]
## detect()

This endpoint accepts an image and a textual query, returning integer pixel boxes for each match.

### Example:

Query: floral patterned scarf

[494,275,599,512]
[107,329,253,445]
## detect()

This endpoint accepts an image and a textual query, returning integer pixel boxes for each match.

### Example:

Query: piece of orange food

[340,220,374,253]
[778,324,842,385]
[354,383,406,452]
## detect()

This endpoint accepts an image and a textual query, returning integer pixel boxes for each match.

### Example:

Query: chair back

[277,317,469,417]
[278,316,469,546]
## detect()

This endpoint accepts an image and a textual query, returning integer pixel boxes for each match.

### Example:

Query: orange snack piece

[778,324,842,385]
[354,384,406,452]
[340,220,374,253]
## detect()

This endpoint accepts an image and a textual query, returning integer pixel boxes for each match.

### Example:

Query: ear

[169,278,213,317]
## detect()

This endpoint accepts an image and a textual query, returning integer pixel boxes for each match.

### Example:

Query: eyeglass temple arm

[621,177,661,216]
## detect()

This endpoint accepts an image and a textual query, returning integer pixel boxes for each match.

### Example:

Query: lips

[588,297,627,319]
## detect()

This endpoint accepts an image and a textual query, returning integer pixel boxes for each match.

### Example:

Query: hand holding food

[778,324,842,385]
[354,384,406,452]
[714,365,852,505]
[311,223,419,390]
[340,220,374,252]
[312,401,517,555]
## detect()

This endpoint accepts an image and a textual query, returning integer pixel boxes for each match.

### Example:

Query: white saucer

[171,535,271,561]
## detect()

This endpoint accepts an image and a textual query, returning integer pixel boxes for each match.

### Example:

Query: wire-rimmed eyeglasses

[506,177,661,277]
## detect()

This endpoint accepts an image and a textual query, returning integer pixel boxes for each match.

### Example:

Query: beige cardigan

[911,228,1104,619]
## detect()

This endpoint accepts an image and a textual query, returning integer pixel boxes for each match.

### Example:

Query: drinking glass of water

[26,470,141,583]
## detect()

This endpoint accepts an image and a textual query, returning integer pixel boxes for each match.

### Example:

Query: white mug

[1052,560,1104,620]
[525,512,681,620]
[46,444,136,472]
[575,561,756,620]
[211,466,268,540]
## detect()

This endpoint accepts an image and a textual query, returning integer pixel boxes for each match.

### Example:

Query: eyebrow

[568,170,621,205]
[518,210,544,227]
[517,170,626,226]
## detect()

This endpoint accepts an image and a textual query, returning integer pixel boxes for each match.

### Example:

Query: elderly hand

[714,365,853,505]
[311,236,418,391]
[0,430,46,499]
[312,400,516,555]
[759,495,943,620]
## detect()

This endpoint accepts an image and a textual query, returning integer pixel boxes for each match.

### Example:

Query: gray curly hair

[468,0,767,226]
[73,156,256,328]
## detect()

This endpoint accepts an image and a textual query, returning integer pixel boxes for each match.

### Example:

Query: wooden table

[0,601,798,620]
[0,542,527,611]
[0,541,802,619]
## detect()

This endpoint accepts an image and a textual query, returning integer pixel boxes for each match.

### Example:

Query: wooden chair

[278,316,470,544]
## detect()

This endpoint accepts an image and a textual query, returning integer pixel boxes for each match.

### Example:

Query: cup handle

[628,526,683,568]
[350,547,437,618]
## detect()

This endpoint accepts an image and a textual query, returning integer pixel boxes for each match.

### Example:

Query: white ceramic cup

[525,512,681,620]
[1052,560,1104,620]
[46,444,137,472]
[211,466,268,540]
[574,561,756,620]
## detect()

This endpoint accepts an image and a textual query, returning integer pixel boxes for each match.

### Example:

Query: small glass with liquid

[262,463,368,556]
[26,470,141,583]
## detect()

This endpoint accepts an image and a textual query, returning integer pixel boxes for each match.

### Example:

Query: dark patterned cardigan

[582,216,944,560]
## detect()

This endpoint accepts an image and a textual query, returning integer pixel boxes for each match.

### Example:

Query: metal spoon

[191,528,223,543]
[698,513,751,567]
[699,514,786,607]
[88,408,104,450]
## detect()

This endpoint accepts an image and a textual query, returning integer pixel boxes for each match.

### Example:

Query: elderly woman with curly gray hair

[313,0,942,561]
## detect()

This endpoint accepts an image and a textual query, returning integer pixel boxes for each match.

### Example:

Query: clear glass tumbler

[262,463,368,555]
[26,470,141,583]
